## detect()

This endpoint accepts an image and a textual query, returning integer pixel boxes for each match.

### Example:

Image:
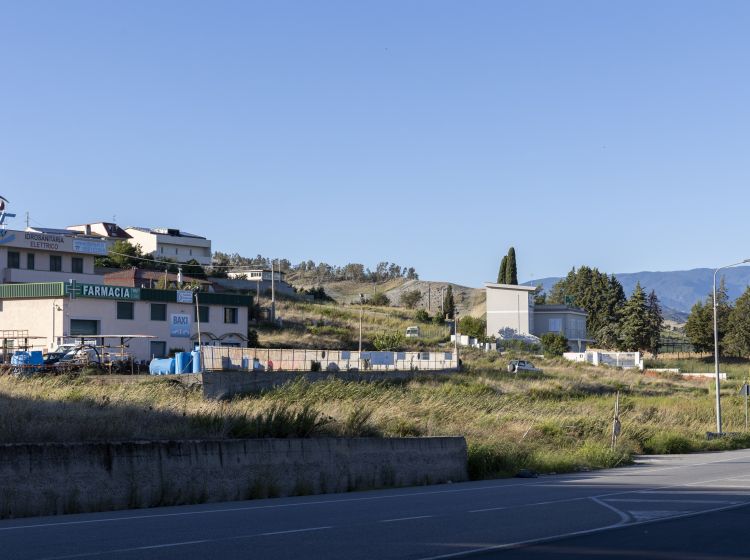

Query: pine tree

[498,255,508,284]
[506,247,518,285]
[443,285,455,319]
[619,283,650,352]
[685,278,732,356]
[726,286,750,357]
[646,290,664,356]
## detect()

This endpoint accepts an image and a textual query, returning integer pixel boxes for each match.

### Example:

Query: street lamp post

[713,259,750,434]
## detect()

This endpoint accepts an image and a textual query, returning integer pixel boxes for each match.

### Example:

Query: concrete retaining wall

[0,437,468,519]
[201,369,456,400]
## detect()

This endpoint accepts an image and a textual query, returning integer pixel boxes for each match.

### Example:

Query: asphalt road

[3,449,750,560]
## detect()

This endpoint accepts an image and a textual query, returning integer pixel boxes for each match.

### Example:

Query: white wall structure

[485,283,537,338]
[125,227,212,266]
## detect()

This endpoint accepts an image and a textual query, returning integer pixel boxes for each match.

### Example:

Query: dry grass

[260,300,450,349]
[4,350,750,480]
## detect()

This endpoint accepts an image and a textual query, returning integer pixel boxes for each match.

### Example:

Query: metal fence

[202,346,458,372]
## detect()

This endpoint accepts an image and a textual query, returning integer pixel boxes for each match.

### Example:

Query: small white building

[124,227,212,267]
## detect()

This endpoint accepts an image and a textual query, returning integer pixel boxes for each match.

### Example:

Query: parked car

[507,359,542,374]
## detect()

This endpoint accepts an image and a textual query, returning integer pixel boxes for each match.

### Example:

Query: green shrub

[459,316,487,340]
[368,292,390,306]
[541,333,568,357]
[415,309,430,323]
[373,331,405,351]
[644,432,696,454]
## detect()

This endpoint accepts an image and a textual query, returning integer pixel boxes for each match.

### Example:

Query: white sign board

[170,313,191,338]
[72,239,108,255]
[176,290,193,304]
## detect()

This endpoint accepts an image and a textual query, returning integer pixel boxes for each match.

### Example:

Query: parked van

[405,326,420,338]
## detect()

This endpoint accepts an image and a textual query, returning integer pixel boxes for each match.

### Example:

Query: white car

[507,360,542,374]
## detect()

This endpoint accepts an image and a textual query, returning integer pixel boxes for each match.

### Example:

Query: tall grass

[2,352,750,479]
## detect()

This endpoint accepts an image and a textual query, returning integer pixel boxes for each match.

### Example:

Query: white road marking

[606,498,739,504]
[380,515,433,523]
[589,497,630,525]
[414,501,750,560]
[629,510,690,522]
[259,526,332,536]
[39,527,333,559]
[7,451,750,533]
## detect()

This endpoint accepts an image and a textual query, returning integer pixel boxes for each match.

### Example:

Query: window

[50,255,62,272]
[150,303,166,321]
[549,318,563,333]
[224,307,238,324]
[150,341,167,359]
[71,257,83,274]
[195,305,209,323]
[26,253,35,270]
[117,301,134,320]
[70,319,98,336]
[8,251,20,269]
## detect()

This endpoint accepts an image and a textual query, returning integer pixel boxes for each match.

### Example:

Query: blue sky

[2,1,749,286]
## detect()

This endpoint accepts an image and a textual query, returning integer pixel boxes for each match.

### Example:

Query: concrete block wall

[0,437,468,519]
[201,369,456,400]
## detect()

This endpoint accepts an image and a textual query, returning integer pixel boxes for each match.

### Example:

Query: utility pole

[194,290,202,349]
[358,293,365,353]
[271,259,276,324]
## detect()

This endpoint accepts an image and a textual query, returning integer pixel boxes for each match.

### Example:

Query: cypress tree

[498,256,508,284]
[506,247,518,285]
[443,285,455,319]
[646,290,664,356]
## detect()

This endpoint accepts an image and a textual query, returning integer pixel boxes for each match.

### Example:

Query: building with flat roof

[485,283,594,351]
[0,281,252,360]
[0,227,108,285]
[125,227,212,267]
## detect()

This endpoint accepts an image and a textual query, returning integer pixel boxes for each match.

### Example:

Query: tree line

[212,252,418,283]
[685,279,750,357]
[548,266,663,354]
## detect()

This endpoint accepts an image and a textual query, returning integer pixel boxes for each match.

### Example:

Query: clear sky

[1,1,749,286]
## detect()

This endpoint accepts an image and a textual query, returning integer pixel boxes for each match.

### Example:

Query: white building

[124,227,212,267]
[0,281,251,360]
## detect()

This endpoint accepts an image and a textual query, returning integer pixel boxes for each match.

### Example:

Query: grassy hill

[259,299,452,349]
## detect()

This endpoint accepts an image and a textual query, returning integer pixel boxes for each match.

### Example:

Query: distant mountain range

[528,266,750,323]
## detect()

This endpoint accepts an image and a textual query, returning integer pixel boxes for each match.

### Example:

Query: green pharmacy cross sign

[66,281,141,300]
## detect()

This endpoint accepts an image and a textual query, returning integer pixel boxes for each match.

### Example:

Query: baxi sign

[170,313,191,338]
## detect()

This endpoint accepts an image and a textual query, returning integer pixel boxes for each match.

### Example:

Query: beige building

[485,283,537,336]
[0,282,251,360]
[124,227,212,266]
[0,228,107,284]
